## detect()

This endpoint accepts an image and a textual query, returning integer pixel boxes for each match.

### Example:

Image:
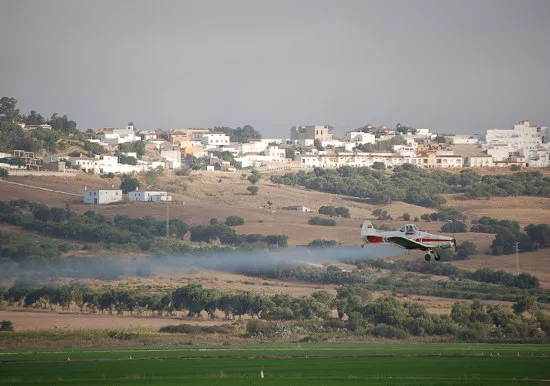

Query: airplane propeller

[452,238,457,252]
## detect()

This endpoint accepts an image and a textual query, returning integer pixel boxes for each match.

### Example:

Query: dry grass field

[1,170,549,331]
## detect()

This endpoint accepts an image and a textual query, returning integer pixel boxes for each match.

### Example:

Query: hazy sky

[1,0,549,136]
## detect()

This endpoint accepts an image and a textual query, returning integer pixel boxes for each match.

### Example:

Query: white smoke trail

[150,244,405,271]
[24,244,406,279]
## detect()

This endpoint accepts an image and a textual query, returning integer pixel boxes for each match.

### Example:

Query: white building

[290,125,333,141]
[129,190,171,202]
[413,128,430,137]
[346,131,376,145]
[83,188,123,204]
[451,134,479,145]
[234,146,288,168]
[486,144,512,162]
[239,140,268,154]
[160,150,181,169]
[68,155,95,171]
[96,125,140,145]
[435,155,463,168]
[69,154,156,174]
[286,138,315,147]
[298,152,462,169]
[393,144,417,157]
[259,138,283,145]
[200,132,230,146]
[486,120,547,153]
[464,155,494,168]
[299,153,400,169]
[525,148,550,167]
[321,140,356,151]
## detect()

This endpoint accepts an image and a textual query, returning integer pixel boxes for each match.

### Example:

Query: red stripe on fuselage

[366,235,386,243]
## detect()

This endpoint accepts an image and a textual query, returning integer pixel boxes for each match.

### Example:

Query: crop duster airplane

[360,220,456,261]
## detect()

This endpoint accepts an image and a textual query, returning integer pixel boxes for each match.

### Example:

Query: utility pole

[515,241,520,276]
[166,195,170,238]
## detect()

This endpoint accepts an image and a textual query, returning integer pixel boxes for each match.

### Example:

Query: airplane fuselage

[362,230,455,250]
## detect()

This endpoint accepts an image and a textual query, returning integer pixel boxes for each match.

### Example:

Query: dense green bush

[308,217,336,226]
[307,239,339,248]
[441,221,468,233]
[318,206,350,218]
[159,324,232,334]
[0,320,14,331]
[225,216,244,226]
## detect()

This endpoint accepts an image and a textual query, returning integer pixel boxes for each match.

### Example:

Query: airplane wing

[387,236,430,250]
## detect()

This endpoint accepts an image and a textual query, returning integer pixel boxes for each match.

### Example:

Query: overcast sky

[1,0,549,136]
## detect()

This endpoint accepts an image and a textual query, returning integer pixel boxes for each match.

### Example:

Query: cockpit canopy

[399,224,421,234]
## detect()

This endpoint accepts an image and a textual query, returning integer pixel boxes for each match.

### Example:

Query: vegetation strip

[3,353,550,364]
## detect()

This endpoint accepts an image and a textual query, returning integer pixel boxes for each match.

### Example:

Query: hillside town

[1,120,548,177]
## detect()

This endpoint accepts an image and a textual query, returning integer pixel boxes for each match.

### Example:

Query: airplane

[360,220,457,261]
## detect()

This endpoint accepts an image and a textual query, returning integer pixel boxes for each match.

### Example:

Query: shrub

[225,216,244,226]
[347,312,366,331]
[455,241,477,260]
[307,239,339,248]
[106,330,138,340]
[372,209,392,220]
[318,206,350,218]
[247,186,259,195]
[402,213,411,221]
[0,169,9,178]
[247,175,260,184]
[370,324,408,339]
[175,168,190,176]
[308,217,336,226]
[246,320,278,337]
[159,324,232,334]
[0,320,14,331]
[441,221,467,233]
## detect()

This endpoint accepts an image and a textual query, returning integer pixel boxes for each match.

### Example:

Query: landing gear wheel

[434,254,441,261]
[361,244,365,248]
[424,253,431,262]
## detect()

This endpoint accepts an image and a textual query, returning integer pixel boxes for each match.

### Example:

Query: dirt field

[0,309,228,332]
[444,194,550,227]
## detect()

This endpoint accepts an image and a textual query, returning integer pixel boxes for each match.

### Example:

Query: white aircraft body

[360,220,456,261]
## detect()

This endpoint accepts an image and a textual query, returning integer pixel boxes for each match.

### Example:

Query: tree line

[362,259,540,289]
[270,165,550,206]
[469,216,550,255]
[1,96,83,154]
[2,281,548,341]
[0,200,288,266]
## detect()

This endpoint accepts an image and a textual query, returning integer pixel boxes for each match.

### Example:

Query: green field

[1,343,549,385]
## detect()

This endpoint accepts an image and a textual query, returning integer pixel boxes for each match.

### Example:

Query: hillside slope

[1,171,549,284]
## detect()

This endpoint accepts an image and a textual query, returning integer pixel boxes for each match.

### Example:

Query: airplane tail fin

[361,220,378,238]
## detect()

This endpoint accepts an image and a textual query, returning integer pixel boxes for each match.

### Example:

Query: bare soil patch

[444,194,550,227]
[0,309,227,332]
